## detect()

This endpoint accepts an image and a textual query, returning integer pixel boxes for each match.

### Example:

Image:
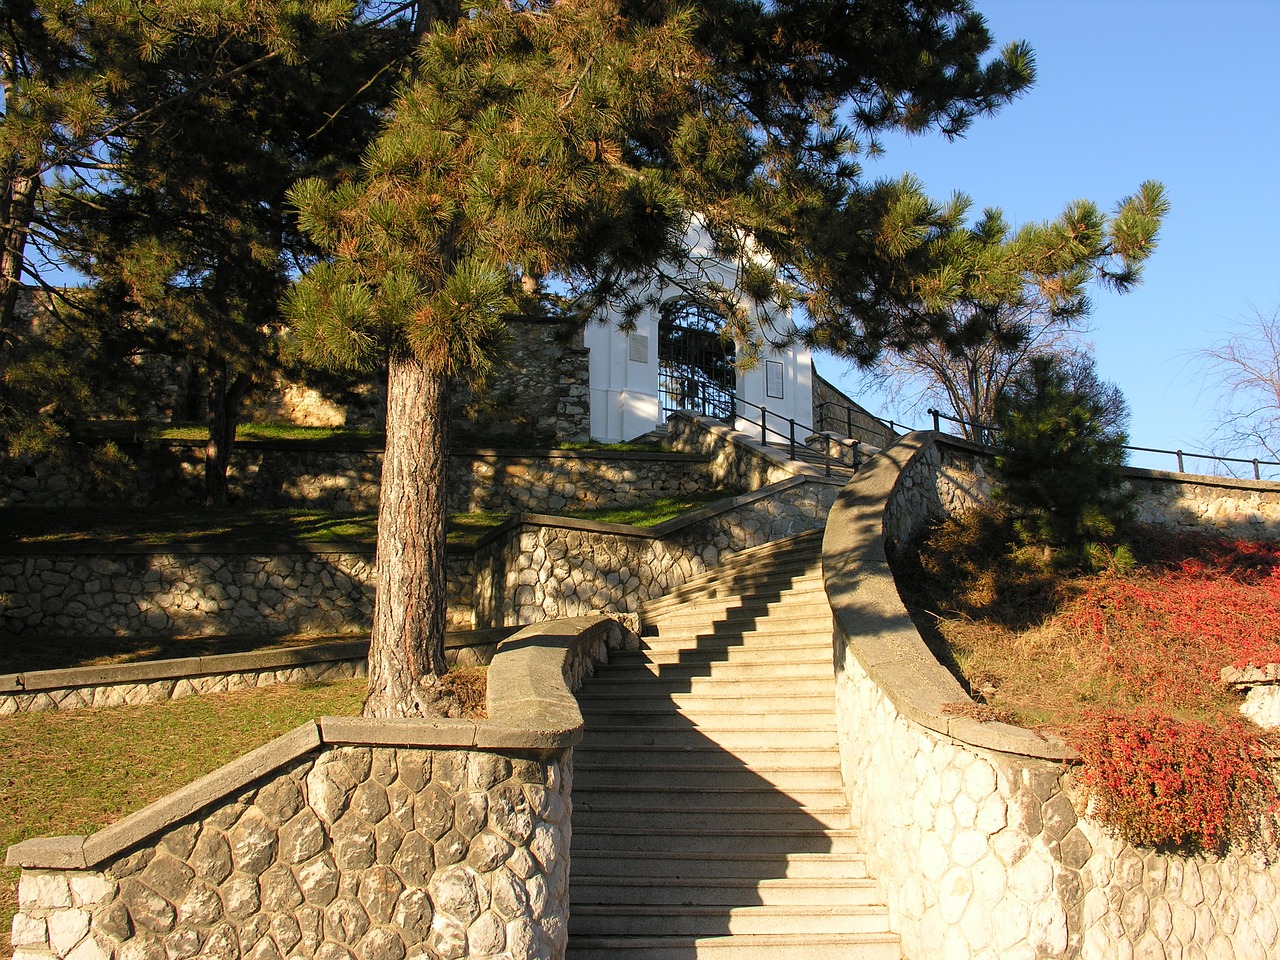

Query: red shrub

[1072,709,1279,855]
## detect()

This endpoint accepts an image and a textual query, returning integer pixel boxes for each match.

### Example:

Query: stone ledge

[5,616,612,870]
[0,628,516,696]
[823,431,1075,762]
[0,540,376,556]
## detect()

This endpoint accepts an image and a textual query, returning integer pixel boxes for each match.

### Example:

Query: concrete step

[638,627,832,646]
[578,717,837,741]
[572,746,842,773]
[591,659,834,681]
[569,903,892,937]
[578,701,835,723]
[642,573,824,618]
[643,572,824,610]
[578,726,837,751]
[576,682,834,706]
[573,784,849,813]
[577,675,836,697]
[569,874,885,908]
[633,640,834,665]
[643,620,833,646]
[567,932,901,960]
[570,825,864,856]
[569,849,871,880]
[573,762,844,791]
[573,806,850,833]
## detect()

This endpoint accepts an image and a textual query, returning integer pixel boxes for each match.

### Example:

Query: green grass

[0,679,368,957]
[0,491,739,548]
[0,507,510,548]
[79,420,667,453]
[81,420,385,447]
[561,491,739,527]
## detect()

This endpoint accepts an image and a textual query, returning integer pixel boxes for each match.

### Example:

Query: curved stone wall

[824,432,1280,960]
[7,616,631,960]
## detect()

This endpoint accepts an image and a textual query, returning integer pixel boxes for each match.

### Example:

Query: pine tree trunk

[0,159,38,331]
[204,365,251,506]
[363,354,451,718]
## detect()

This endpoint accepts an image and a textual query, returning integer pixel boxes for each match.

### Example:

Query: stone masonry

[8,616,630,960]
[0,445,711,514]
[825,432,1280,960]
[13,743,572,960]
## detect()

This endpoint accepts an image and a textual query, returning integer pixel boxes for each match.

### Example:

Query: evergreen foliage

[992,352,1133,562]
[1,2,420,500]
[860,182,1169,438]
[286,0,1038,713]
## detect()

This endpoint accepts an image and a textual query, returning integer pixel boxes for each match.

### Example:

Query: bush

[902,503,1060,625]
[993,353,1133,566]
[1072,709,1280,856]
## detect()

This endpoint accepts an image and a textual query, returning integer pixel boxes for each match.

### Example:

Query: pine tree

[1,2,417,491]
[287,0,1036,716]
[859,182,1169,438]
[53,5,414,503]
[993,352,1133,559]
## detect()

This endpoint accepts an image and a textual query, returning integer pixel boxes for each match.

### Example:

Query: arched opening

[657,298,737,422]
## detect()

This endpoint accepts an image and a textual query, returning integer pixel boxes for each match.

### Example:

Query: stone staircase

[567,531,901,959]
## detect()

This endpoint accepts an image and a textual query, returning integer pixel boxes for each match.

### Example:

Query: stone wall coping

[667,411,851,484]
[0,628,517,695]
[822,431,1075,762]
[5,616,611,870]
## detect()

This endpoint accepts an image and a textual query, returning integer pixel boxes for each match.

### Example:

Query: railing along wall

[926,407,1280,481]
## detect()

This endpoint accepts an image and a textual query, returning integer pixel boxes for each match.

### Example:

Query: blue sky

[814,0,1280,473]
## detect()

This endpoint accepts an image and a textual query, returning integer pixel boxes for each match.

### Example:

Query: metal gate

[657,300,737,422]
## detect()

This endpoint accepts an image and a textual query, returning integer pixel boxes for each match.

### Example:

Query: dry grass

[896,512,1273,734]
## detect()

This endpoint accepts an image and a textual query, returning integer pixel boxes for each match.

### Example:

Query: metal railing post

[761,407,768,445]
[789,418,796,460]
[846,406,853,439]
[1176,450,1185,473]
[1255,459,1262,481]
[825,435,832,477]
[930,408,941,432]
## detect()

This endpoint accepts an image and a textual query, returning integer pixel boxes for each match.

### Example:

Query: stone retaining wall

[664,411,816,490]
[0,444,711,514]
[0,633,511,716]
[825,432,1280,960]
[472,478,839,628]
[0,548,378,641]
[2,474,835,680]
[900,432,1280,541]
[7,616,631,960]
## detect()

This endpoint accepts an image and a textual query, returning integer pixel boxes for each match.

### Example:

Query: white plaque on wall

[629,334,649,363]
[766,360,784,399]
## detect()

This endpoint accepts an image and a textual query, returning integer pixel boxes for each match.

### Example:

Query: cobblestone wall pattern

[11,744,573,960]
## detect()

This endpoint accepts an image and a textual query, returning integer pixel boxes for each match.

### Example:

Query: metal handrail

[925,408,1280,482]
[726,396,855,478]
